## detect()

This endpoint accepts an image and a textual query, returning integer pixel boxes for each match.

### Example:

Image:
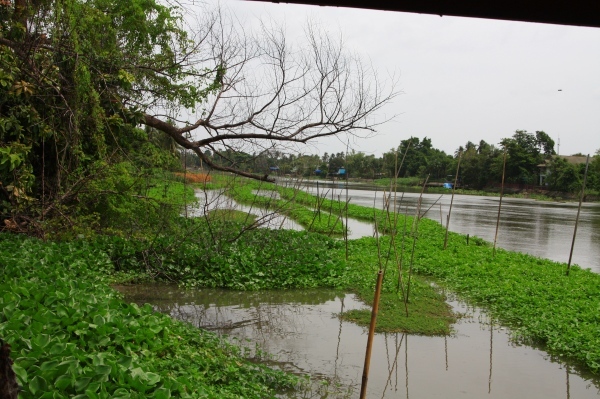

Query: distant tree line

[185,130,600,194]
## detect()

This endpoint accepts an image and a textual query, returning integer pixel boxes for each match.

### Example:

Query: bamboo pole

[566,154,590,276]
[397,206,409,316]
[406,175,429,303]
[493,149,508,256]
[420,194,444,220]
[443,151,462,249]
[359,269,384,399]
[345,142,349,260]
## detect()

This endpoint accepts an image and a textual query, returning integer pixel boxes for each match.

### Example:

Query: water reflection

[115,285,600,399]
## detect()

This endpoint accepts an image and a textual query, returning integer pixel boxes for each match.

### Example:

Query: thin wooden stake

[345,141,349,260]
[406,175,428,303]
[359,269,384,399]
[567,154,590,276]
[444,151,462,249]
[493,149,507,256]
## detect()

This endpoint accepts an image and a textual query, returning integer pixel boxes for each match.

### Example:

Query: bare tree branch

[140,8,398,181]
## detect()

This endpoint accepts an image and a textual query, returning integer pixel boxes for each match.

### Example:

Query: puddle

[115,285,600,399]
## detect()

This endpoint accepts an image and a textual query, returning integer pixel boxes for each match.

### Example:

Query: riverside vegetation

[3,0,597,395]
[2,172,600,399]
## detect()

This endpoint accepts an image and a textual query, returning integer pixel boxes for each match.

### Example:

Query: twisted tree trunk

[0,340,19,399]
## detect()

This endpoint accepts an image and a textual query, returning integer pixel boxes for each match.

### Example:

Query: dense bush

[95,218,347,290]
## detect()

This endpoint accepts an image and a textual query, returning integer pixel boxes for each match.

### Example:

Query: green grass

[226,180,346,235]
[146,176,197,206]
[207,209,256,225]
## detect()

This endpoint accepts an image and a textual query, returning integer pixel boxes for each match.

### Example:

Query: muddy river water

[116,285,600,398]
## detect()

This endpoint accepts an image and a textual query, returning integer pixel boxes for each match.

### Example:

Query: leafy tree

[500,130,550,185]
[346,151,381,179]
[1,0,194,230]
[0,1,396,231]
[535,131,556,156]
[546,157,582,192]
[585,151,600,193]
[457,140,502,189]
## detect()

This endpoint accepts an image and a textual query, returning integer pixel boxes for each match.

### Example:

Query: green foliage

[396,217,600,373]
[226,180,346,235]
[95,221,347,290]
[381,136,453,179]
[547,157,582,193]
[456,140,502,189]
[339,237,456,335]
[586,152,600,193]
[500,130,553,185]
[40,167,196,239]
[0,233,298,398]
[207,209,256,225]
[0,0,206,230]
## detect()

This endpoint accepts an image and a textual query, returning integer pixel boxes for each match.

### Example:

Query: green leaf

[41,360,60,371]
[29,375,48,395]
[144,372,160,386]
[74,377,92,392]
[54,375,72,390]
[12,363,28,384]
[151,388,171,399]
[117,356,133,369]
[49,342,67,355]
[32,333,51,349]
[93,314,106,326]
[95,364,112,376]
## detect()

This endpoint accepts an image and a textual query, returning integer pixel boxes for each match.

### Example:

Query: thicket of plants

[96,221,347,290]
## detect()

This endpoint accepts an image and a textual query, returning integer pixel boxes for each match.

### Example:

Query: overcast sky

[208,0,600,158]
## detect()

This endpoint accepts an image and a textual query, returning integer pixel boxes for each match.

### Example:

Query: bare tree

[143,8,398,181]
